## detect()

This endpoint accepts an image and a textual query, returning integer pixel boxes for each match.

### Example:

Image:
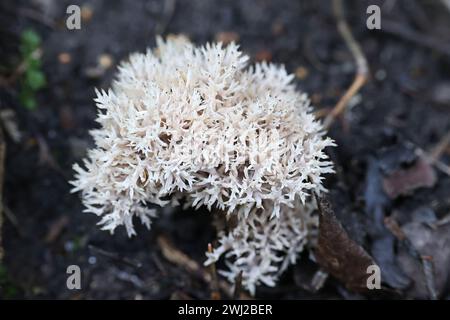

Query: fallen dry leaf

[397,219,450,299]
[382,156,437,199]
[364,157,411,290]
[314,196,376,292]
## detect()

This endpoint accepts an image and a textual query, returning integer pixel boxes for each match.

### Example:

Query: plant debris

[364,157,411,290]
[314,196,376,292]
[382,156,437,199]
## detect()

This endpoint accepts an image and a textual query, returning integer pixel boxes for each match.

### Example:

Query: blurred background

[0,0,450,299]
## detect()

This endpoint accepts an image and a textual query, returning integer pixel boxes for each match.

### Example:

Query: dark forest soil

[1,0,450,299]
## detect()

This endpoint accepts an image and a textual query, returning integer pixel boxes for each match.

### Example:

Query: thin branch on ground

[324,0,369,129]
[382,19,450,57]
[0,48,41,87]
[3,205,23,237]
[157,235,250,299]
[88,245,143,269]
[0,127,5,261]
[429,130,450,162]
[311,269,329,292]
[414,131,450,177]
[384,217,438,300]
[421,255,438,300]
[207,243,221,300]
[431,213,450,229]
[19,7,56,28]
[233,271,243,300]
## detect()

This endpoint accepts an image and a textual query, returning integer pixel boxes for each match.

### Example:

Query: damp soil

[1,0,450,299]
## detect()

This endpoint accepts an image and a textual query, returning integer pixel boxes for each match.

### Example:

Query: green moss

[19,29,47,110]
[0,264,19,299]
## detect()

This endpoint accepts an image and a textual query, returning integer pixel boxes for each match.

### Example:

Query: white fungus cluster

[71,36,334,293]
[206,199,318,295]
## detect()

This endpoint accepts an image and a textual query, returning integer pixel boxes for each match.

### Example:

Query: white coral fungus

[71,36,334,293]
[205,200,318,295]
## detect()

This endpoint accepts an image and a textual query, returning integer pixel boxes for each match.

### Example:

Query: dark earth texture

[1,0,450,299]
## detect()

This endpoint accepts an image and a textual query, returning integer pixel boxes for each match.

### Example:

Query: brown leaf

[314,196,376,292]
[382,156,437,199]
[365,157,411,289]
[397,219,450,299]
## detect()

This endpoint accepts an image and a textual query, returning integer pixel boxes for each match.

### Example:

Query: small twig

[2,204,19,232]
[310,269,329,292]
[157,235,249,299]
[416,147,450,177]
[384,217,438,300]
[431,213,450,229]
[208,243,221,300]
[2,205,24,238]
[44,215,70,243]
[1,49,42,87]
[324,0,369,129]
[0,109,21,143]
[429,130,450,162]
[0,127,5,261]
[35,134,69,180]
[421,256,438,300]
[88,245,142,268]
[115,268,145,289]
[425,130,450,176]
[151,252,168,276]
[431,161,450,177]
[19,7,56,28]
[36,135,58,169]
[382,19,450,57]
[233,271,243,300]
[157,235,201,275]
